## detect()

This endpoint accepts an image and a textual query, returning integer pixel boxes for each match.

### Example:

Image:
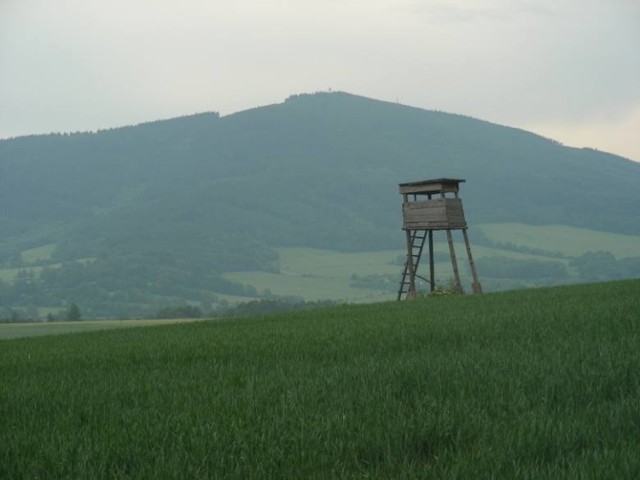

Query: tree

[66,303,82,321]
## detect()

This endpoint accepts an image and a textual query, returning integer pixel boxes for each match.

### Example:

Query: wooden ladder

[397,230,429,300]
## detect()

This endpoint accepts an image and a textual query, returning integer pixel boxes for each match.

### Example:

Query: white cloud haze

[1,0,639,161]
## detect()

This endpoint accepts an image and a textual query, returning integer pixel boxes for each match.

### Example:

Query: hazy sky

[1,0,639,161]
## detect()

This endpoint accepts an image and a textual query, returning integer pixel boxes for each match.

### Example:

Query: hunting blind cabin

[398,178,482,300]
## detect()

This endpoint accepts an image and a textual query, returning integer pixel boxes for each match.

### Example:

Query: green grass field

[20,243,57,264]
[0,318,205,340]
[224,247,404,303]
[220,224,640,303]
[226,246,484,302]
[479,223,640,258]
[1,280,639,478]
[0,257,94,283]
[0,264,56,283]
[5,223,639,304]
[224,243,569,303]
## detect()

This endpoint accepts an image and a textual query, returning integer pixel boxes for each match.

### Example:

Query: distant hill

[1,91,639,317]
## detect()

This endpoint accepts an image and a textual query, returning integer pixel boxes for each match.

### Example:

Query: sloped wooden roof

[399,178,465,195]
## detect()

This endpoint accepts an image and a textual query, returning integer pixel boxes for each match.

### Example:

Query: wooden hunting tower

[398,178,482,300]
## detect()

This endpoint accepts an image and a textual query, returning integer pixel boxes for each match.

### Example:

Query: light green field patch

[214,292,261,304]
[20,243,57,263]
[223,241,575,302]
[479,223,640,258]
[223,270,393,303]
[278,247,404,278]
[422,231,574,263]
[0,265,55,283]
[0,318,206,340]
[0,258,95,283]
[468,244,568,262]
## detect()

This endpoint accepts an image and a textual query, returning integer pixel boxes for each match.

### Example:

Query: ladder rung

[399,231,429,300]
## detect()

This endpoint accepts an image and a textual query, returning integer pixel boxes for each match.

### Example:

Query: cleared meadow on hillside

[221,224,640,303]
[1,280,639,478]
[4,223,638,307]
[479,223,640,258]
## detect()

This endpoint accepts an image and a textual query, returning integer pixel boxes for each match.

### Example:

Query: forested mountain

[1,92,639,317]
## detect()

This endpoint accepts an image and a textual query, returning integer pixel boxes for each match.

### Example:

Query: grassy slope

[221,224,640,302]
[1,280,639,478]
[224,247,403,302]
[0,318,205,340]
[480,223,640,258]
[0,258,93,283]
[20,243,57,263]
[3,223,639,305]
[223,244,556,302]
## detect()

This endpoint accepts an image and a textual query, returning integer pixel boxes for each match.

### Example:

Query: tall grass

[1,280,639,478]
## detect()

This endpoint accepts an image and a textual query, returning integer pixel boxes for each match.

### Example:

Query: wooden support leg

[446,229,463,293]
[428,230,434,293]
[405,229,417,299]
[462,229,482,294]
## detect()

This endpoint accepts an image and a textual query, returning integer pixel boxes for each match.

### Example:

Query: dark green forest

[1,92,639,317]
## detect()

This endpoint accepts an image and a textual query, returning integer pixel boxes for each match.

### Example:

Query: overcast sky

[1,0,639,161]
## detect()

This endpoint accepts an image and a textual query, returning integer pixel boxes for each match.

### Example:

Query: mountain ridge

[1,91,638,316]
